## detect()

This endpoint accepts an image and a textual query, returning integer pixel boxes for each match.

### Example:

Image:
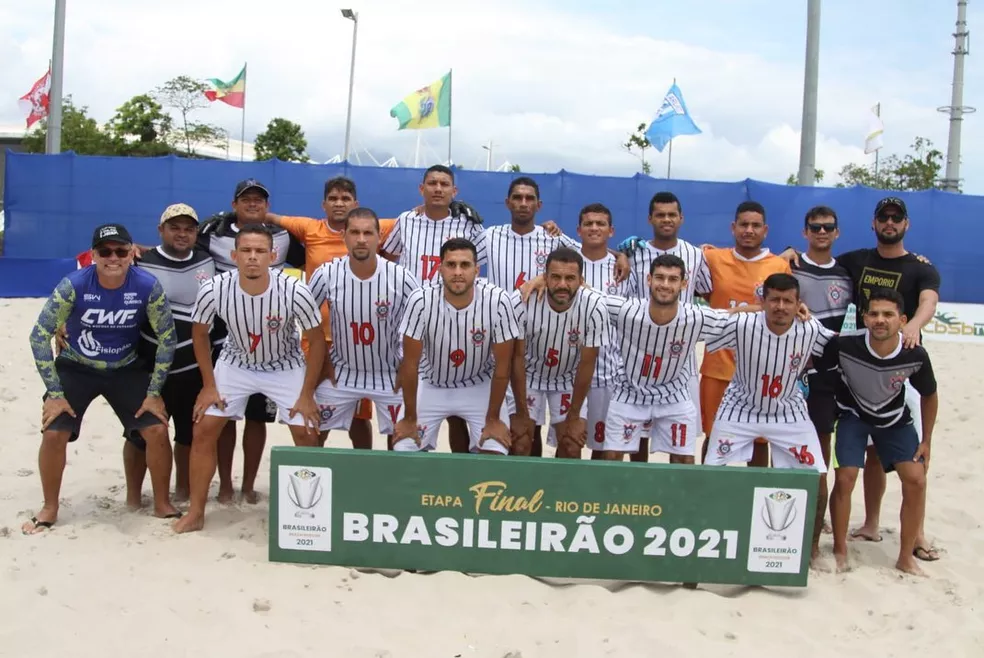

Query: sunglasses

[875,213,905,224]
[96,247,131,258]
[806,223,837,233]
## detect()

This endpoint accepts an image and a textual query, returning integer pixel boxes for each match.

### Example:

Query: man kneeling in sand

[173,225,325,534]
[818,288,938,575]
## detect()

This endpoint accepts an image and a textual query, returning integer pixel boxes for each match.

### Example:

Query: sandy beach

[2,297,982,657]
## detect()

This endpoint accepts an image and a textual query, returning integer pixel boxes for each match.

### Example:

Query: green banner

[268,448,819,587]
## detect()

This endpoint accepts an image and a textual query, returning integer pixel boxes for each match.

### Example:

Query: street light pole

[796,0,822,186]
[341,9,359,163]
[46,0,67,154]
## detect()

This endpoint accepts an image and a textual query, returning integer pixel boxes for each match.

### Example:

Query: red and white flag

[18,69,52,129]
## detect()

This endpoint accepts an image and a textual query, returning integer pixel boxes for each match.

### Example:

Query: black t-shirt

[815,330,937,428]
[836,248,941,325]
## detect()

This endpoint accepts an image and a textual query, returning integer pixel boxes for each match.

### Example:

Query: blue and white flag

[645,83,702,152]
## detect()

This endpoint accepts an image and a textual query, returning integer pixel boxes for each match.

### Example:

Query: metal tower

[938,0,975,192]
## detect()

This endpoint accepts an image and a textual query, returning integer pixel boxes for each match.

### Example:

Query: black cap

[234,178,270,199]
[874,196,907,217]
[92,223,133,248]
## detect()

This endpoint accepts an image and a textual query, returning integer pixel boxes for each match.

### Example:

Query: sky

[2,0,982,192]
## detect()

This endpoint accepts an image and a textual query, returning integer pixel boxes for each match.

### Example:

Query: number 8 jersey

[399,280,520,388]
[706,312,833,423]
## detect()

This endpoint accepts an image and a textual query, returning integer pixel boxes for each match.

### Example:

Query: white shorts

[585,387,612,451]
[206,361,308,427]
[505,387,589,447]
[706,418,827,473]
[866,382,922,447]
[314,382,402,434]
[604,399,698,455]
[393,379,510,454]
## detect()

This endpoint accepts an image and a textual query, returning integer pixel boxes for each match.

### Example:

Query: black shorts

[44,358,164,441]
[127,368,203,451]
[805,373,837,435]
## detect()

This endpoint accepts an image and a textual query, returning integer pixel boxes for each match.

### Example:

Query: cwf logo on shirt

[81,308,138,326]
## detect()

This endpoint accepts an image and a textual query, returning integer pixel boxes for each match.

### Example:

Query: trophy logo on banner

[761,490,796,541]
[287,468,323,518]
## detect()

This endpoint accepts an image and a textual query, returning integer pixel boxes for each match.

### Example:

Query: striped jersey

[707,313,833,423]
[627,239,711,305]
[308,257,420,391]
[480,225,578,291]
[135,247,216,374]
[510,287,609,392]
[817,330,937,428]
[607,300,729,405]
[791,255,853,332]
[197,213,302,274]
[581,252,635,387]
[381,210,488,284]
[399,281,520,388]
[192,270,323,372]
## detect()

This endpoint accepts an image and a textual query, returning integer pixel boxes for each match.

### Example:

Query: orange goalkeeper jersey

[700,247,792,381]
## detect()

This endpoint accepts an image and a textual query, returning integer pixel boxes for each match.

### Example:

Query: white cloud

[0,1,968,189]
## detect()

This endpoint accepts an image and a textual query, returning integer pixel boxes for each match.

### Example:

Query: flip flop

[22,516,54,535]
[913,546,940,562]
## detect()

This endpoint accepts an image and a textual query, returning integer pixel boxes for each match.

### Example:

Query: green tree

[507,163,521,173]
[785,169,825,185]
[22,96,114,155]
[624,122,652,175]
[153,75,225,156]
[834,137,943,191]
[105,94,174,156]
[254,118,309,162]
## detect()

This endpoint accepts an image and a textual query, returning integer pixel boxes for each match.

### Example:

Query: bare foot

[173,489,189,503]
[126,492,145,511]
[173,512,205,534]
[241,490,261,505]
[896,555,928,577]
[810,550,832,573]
[217,486,235,505]
[849,525,882,542]
[153,502,181,519]
[834,552,852,573]
[21,507,58,535]
[822,520,832,534]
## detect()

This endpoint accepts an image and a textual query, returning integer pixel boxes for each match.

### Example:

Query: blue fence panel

[3,150,983,302]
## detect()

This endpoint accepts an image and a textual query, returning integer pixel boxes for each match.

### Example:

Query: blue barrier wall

[2,150,981,301]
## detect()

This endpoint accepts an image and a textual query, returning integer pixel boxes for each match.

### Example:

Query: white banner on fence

[922,303,984,344]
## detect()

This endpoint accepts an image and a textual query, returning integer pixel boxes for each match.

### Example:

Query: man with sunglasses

[789,205,852,567]
[782,196,941,562]
[24,224,179,534]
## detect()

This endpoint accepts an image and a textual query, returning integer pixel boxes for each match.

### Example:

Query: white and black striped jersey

[308,257,420,391]
[381,210,488,284]
[135,247,217,374]
[627,239,711,305]
[816,330,937,428]
[192,270,323,372]
[581,253,635,387]
[791,255,853,332]
[196,212,303,274]
[480,225,578,291]
[510,287,609,392]
[607,300,729,405]
[399,281,520,388]
[707,313,834,423]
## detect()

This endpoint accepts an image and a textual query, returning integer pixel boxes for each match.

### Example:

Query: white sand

[2,297,982,657]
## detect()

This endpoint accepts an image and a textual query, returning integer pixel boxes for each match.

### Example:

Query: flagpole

[874,103,881,177]
[46,0,67,154]
[665,77,676,178]
[414,131,422,168]
[447,68,453,165]
[240,62,247,161]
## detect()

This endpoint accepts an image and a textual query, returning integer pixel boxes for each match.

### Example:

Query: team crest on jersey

[717,439,734,456]
[375,299,392,319]
[890,373,906,391]
[194,268,211,283]
[827,281,850,304]
[669,339,685,357]
[788,352,803,369]
[266,315,283,332]
[534,250,549,270]
[567,328,581,346]
[754,283,765,300]
[622,423,637,441]
[318,404,337,422]
[470,328,487,345]
[605,281,619,295]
